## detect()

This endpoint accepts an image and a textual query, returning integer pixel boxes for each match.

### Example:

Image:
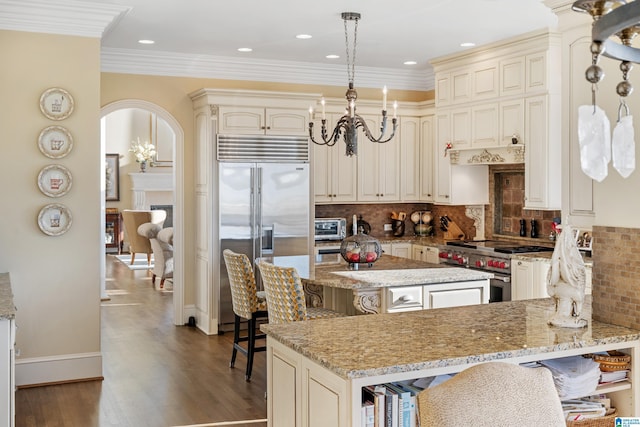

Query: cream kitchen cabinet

[218,106,308,135]
[513,256,592,301]
[499,99,524,146]
[412,244,440,264]
[471,103,499,148]
[313,115,357,203]
[524,94,561,210]
[500,56,525,97]
[381,242,412,259]
[435,69,472,107]
[400,116,421,201]
[419,116,434,201]
[357,115,401,202]
[471,60,499,101]
[434,109,488,205]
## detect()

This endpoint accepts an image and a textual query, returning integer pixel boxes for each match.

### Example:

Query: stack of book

[361,381,423,427]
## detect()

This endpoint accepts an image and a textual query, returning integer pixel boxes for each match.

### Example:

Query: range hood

[449,144,525,165]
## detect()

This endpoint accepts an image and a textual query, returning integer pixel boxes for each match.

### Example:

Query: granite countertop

[267,254,492,290]
[0,273,16,320]
[261,297,640,379]
[315,236,446,247]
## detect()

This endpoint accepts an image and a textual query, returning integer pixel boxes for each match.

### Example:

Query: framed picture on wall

[105,153,120,201]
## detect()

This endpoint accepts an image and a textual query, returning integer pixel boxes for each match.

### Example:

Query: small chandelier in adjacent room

[309,12,398,157]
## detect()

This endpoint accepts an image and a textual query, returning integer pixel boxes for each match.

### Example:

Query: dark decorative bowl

[340,233,382,269]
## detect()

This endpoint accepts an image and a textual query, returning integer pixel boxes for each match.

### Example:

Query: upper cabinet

[313,114,358,203]
[431,30,561,209]
[218,106,309,135]
[357,115,401,202]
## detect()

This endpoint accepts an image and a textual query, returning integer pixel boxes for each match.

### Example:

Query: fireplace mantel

[128,172,173,210]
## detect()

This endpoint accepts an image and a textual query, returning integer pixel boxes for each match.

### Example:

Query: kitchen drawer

[386,286,423,312]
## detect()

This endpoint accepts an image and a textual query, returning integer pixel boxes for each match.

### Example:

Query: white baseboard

[15,352,103,387]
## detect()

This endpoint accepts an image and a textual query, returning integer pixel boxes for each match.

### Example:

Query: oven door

[489,271,511,303]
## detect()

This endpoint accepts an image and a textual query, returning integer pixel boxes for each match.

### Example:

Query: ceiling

[1,0,559,91]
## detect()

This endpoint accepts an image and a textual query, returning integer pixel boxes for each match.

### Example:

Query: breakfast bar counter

[261,297,640,426]
[266,254,492,314]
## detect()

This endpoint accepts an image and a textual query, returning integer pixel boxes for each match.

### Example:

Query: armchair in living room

[121,209,166,265]
[137,223,174,289]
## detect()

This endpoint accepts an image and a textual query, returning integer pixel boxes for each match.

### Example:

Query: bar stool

[222,249,268,381]
[256,260,346,324]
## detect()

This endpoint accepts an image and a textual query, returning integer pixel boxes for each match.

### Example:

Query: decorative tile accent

[592,226,640,329]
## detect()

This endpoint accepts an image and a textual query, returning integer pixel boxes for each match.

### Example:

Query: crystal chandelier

[308,12,398,157]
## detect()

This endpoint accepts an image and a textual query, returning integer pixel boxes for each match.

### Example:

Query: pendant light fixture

[308,12,398,157]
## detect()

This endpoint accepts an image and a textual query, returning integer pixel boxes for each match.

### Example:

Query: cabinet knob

[517,261,522,265]
[427,193,432,197]
[445,195,450,198]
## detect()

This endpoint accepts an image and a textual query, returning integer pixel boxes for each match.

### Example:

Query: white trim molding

[0,0,130,38]
[15,352,102,387]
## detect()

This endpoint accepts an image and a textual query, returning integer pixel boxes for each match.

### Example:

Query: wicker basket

[566,409,617,427]
[590,351,631,372]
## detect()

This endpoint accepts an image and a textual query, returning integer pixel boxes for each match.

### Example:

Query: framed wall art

[105,153,120,201]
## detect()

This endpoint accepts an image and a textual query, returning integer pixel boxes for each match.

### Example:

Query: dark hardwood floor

[15,255,268,427]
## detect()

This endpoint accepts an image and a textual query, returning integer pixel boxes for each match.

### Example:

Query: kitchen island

[261,297,640,426]
[266,254,492,314]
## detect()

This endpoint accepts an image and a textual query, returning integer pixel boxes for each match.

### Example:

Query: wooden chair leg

[246,316,257,381]
[230,314,241,368]
[159,278,165,289]
[151,274,156,285]
[147,253,152,265]
[130,252,136,265]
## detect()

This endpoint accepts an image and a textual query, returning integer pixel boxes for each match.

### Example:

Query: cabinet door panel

[272,353,298,427]
[524,95,548,208]
[435,112,451,203]
[266,109,308,135]
[452,71,471,104]
[420,116,434,201]
[219,107,264,134]
[473,63,499,100]
[500,57,525,96]
[451,108,470,149]
[500,100,524,146]
[429,288,482,309]
[401,117,420,201]
[471,104,498,148]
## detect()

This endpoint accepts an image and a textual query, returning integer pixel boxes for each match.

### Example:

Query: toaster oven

[314,218,347,241]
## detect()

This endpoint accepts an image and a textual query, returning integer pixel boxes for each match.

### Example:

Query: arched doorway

[100,99,185,325]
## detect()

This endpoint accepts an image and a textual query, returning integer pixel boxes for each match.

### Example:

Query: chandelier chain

[344,16,358,84]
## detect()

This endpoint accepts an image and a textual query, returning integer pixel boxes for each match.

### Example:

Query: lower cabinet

[268,340,348,427]
[0,317,15,427]
[384,279,489,312]
[411,244,440,264]
[512,257,592,300]
[381,242,412,259]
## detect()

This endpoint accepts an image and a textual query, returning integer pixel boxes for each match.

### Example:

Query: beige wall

[0,30,102,380]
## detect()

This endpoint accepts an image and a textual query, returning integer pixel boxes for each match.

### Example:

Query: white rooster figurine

[547,224,588,328]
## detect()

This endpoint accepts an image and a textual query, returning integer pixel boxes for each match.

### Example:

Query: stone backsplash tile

[592,226,640,329]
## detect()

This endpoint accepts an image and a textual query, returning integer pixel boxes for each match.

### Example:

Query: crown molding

[101,48,435,92]
[0,0,130,38]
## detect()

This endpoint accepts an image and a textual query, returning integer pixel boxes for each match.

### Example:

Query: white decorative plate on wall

[38,126,73,158]
[37,203,72,236]
[37,164,72,197]
[39,87,74,121]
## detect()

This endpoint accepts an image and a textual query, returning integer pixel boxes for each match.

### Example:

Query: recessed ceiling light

[326,54,340,59]
[296,34,312,39]
[238,47,253,52]
[138,39,155,45]
[404,61,417,65]
[460,42,476,47]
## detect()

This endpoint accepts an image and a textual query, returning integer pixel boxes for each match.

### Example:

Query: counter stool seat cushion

[417,361,565,427]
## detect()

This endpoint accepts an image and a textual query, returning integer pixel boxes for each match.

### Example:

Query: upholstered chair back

[122,209,166,256]
[223,250,267,320]
[417,361,565,427]
[257,261,307,324]
[138,223,174,288]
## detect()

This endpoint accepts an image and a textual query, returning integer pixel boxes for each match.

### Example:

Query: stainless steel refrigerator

[217,134,311,330]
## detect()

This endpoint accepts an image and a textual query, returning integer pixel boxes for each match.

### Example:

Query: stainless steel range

[438,240,554,303]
